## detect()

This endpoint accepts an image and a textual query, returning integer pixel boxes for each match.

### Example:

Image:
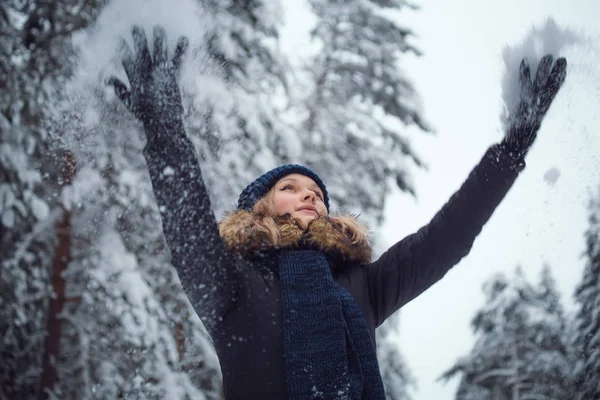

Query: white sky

[279,1,600,399]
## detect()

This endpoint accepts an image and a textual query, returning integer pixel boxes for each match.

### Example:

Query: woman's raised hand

[502,55,567,158]
[108,25,189,129]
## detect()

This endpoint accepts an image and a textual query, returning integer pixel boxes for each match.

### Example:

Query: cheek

[272,193,296,214]
[319,204,328,216]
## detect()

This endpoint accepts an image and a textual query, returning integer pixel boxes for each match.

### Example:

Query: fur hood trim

[219,211,373,267]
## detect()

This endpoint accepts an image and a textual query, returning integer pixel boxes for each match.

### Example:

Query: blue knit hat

[237,164,330,212]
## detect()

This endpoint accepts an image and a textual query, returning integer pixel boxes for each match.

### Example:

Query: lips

[297,205,318,214]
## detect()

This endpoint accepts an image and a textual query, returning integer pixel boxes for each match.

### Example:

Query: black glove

[501,54,567,158]
[108,25,189,132]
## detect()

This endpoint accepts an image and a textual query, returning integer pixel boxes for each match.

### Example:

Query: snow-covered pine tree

[440,267,572,400]
[293,0,429,228]
[573,189,600,399]
[531,265,574,396]
[0,1,104,397]
[1,1,221,398]
[188,0,296,215]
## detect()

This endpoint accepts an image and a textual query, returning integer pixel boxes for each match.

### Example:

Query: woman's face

[271,174,328,225]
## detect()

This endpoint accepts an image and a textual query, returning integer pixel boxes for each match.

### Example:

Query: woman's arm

[143,119,239,330]
[109,26,238,331]
[367,54,567,327]
[367,144,522,326]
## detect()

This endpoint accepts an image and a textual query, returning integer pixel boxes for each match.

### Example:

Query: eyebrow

[279,177,298,183]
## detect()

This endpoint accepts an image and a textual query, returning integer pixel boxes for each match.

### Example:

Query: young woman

[108,26,567,400]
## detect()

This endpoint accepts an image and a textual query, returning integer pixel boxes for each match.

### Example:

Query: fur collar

[219,211,373,267]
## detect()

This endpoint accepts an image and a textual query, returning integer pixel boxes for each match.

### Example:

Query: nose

[302,190,316,203]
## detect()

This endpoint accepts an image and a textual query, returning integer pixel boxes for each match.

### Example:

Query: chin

[294,215,316,228]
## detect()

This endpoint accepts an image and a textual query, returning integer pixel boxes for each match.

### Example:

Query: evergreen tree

[190,0,296,215]
[0,1,105,397]
[294,0,430,228]
[573,189,600,399]
[440,267,572,400]
[1,0,220,397]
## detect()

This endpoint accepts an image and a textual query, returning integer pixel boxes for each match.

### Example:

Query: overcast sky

[280,1,600,399]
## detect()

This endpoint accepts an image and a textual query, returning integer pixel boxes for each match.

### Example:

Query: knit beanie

[237,164,330,212]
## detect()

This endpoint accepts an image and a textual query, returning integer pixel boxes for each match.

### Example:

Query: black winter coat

[142,120,523,400]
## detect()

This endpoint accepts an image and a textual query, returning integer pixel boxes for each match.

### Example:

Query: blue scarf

[279,250,385,400]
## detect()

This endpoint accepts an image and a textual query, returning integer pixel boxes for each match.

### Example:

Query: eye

[280,184,295,191]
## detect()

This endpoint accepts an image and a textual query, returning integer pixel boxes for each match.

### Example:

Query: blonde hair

[219,186,369,252]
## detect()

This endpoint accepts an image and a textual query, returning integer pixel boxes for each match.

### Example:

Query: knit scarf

[219,212,386,399]
[279,250,385,399]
